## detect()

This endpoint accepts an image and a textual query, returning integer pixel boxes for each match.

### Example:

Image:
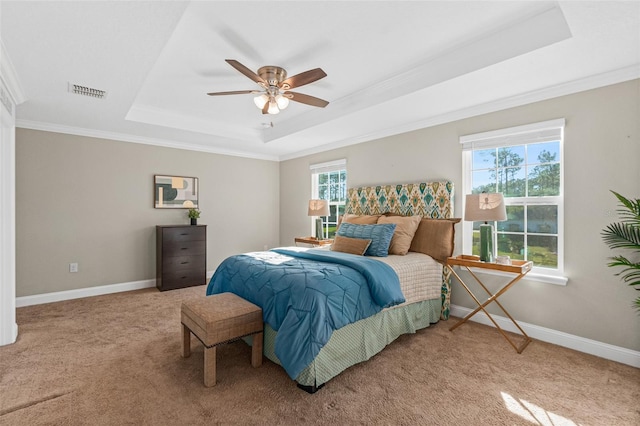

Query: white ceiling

[2,1,639,161]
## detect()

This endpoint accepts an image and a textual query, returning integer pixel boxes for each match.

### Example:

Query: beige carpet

[1,285,638,425]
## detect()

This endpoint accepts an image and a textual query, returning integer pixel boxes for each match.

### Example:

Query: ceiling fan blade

[225,59,266,87]
[207,90,257,96]
[262,102,269,114]
[287,92,329,108]
[280,68,327,90]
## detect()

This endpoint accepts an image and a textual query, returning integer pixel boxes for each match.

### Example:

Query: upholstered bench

[181,292,263,387]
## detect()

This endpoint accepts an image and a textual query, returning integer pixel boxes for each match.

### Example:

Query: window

[461,119,565,280]
[310,159,347,239]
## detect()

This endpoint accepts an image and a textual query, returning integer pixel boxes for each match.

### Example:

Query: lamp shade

[308,199,330,216]
[266,99,278,115]
[253,94,269,109]
[464,193,507,222]
[275,94,289,110]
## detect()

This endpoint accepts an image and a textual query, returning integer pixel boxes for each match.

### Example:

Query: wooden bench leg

[204,346,217,387]
[251,332,263,368]
[181,323,191,358]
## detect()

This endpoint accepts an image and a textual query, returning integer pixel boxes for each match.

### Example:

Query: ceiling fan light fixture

[208,60,329,113]
[275,94,289,110]
[267,99,280,115]
[253,93,269,109]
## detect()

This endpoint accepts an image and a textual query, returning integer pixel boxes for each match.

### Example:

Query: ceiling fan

[207,59,329,115]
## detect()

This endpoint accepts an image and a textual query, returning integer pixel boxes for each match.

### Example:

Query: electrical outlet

[263,245,268,250]
[69,262,78,273]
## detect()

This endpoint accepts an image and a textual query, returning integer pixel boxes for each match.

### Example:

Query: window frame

[310,159,347,239]
[461,119,567,284]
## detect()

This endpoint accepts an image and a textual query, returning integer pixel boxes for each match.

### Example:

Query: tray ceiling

[2,1,639,161]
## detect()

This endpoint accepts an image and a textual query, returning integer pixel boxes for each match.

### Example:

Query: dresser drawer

[162,226,206,243]
[163,240,206,257]
[161,270,206,289]
[162,254,205,272]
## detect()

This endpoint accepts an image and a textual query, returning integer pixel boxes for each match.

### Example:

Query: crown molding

[14,65,639,163]
[15,120,279,162]
[125,104,262,142]
[279,64,640,161]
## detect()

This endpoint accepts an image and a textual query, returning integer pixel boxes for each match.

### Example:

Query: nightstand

[294,237,334,247]
[446,255,533,353]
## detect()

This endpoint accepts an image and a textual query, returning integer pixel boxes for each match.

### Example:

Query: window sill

[524,271,568,286]
[459,266,568,286]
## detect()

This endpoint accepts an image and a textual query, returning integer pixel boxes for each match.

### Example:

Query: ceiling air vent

[68,83,107,99]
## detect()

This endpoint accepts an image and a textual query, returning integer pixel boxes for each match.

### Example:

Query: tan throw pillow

[377,215,422,255]
[341,214,381,225]
[331,235,372,256]
[409,218,462,263]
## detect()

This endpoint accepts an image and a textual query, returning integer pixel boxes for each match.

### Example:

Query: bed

[206,181,458,392]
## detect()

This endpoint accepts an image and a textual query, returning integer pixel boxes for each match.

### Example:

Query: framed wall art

[154,175,199,209]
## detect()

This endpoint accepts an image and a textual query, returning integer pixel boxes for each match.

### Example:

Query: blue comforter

[206,248,405,379]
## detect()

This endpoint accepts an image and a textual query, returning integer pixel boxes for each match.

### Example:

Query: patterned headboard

[345,181,454,218]
[343,180,455,320]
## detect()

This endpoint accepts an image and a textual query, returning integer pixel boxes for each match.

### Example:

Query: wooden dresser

[156,225,207,291]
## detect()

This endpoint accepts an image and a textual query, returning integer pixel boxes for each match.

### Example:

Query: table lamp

[308,199,330,240]
[464,193,507,262]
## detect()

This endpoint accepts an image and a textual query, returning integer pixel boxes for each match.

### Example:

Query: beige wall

[16,129,280,297]
[279,79,640,351]
[15,80,640,351]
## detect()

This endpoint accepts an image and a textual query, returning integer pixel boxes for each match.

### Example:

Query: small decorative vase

[190,218,197,226]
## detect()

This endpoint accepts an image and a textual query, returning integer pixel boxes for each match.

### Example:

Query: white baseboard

[450,304,640,369]
[15,271,216,308]
[15,279,157,307]
[15,283,638,368]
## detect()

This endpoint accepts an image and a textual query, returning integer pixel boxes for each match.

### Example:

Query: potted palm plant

[601,191,640,312]
[188,208,201,226]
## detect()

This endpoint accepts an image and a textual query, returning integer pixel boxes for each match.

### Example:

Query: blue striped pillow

[336,223,397,257]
